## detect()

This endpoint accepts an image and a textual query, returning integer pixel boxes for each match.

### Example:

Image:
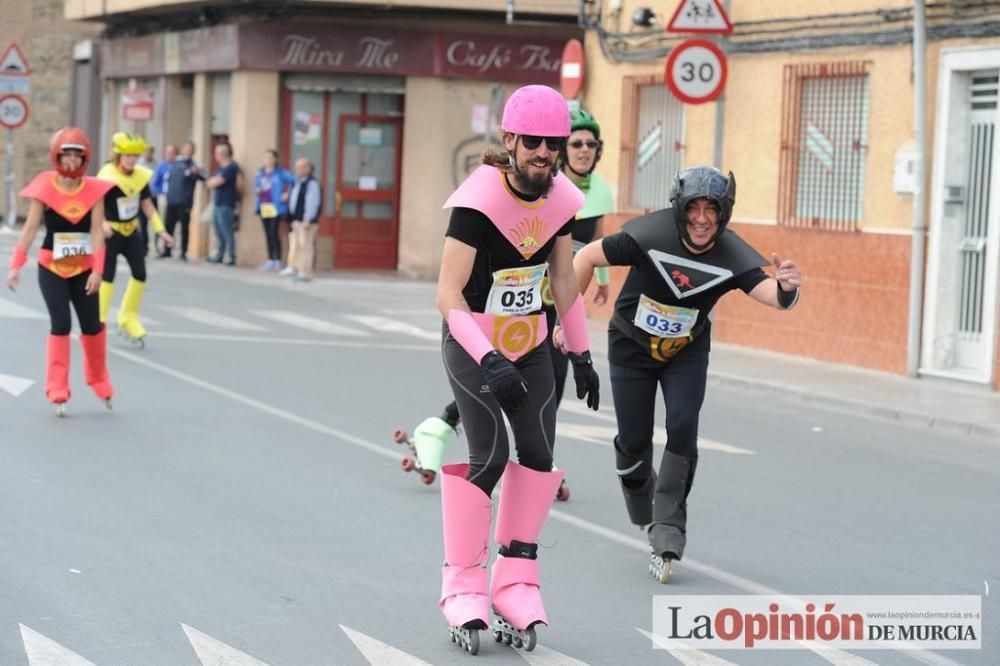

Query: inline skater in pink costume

[435,85,600,655]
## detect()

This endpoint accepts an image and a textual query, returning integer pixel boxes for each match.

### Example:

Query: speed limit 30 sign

[0,93,28,130]
[665,39,727,105]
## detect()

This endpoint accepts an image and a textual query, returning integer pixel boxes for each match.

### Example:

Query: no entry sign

[664,39,727,105]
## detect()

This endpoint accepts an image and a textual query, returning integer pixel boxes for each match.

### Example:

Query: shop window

[777,61,871,231]
[619,75,685,212]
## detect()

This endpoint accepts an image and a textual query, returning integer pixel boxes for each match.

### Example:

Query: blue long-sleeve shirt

[151,161,171,197]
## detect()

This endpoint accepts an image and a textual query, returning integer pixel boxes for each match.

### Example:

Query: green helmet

[570,108,601,139]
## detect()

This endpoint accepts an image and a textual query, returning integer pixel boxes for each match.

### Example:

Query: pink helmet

[501,85,571,137]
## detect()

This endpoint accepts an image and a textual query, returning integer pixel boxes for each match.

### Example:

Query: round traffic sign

[664,39,727,105]
[0,93,28,129]
[560,39,584,100]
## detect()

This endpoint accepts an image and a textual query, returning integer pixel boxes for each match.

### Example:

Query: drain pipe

[906,0,927,377]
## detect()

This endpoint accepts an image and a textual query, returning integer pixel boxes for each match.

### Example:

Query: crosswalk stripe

[519,643,591,665]
[339,625,434,665]
[346,314,440,342]
[19,624,96,666]
[636,628,738,665]
[160,306,267,331]
[0,297,47,319]
[0,372,34,397]
[556,422,755,456]
[251,310,366,337]
[182,623,269,666]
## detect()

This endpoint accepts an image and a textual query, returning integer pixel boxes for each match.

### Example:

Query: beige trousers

[289,221,318,279]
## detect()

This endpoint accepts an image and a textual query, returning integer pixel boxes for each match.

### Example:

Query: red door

[333,114,402,269]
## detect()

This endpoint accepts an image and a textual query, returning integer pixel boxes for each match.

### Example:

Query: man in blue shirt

[164,142,205,260]
[151,144,177,258]
[206,142,243,265]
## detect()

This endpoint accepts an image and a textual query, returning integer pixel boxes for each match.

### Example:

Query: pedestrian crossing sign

[0,43,30,76]
[667,0,733,35]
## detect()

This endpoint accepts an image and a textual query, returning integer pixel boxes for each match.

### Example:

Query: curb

[707,371,1000,439]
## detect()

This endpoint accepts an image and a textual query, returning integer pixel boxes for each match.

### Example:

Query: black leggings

[261,216,281,261]
[165,204,192,256]
[38,267,102,336]
[443,332,557,495]
[103,231,146,282]
[610,341,709,485]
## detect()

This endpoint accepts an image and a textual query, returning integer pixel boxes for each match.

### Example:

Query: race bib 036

[52,232,92,261]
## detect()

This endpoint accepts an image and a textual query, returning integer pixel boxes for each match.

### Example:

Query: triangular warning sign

[647,249,733,299]
[667,0,733,35]
[0,43,30,75]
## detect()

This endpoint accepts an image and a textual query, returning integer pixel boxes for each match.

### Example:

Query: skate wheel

[420,470,436,485]
[503,633,512,645]
[104,398,113,411]
[524,627,537,652]
[556,483,569,502]
[513,637,523,649]
[135,338,145,349]
[55,403,66,417]
[492,629,503,643]
[467,631,479,655]
[400,457,415,472]
[392,428,407,444]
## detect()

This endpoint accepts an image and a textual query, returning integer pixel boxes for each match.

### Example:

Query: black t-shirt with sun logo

[446,203,573,314]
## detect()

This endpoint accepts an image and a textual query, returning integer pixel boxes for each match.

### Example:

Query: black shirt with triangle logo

[602,208,768,365]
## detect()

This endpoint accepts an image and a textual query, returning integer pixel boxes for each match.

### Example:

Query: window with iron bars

[777,61,871,231]
[619,75,685,211]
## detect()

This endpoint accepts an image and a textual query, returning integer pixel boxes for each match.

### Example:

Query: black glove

[568,351,600,411]
[480,351,529,414]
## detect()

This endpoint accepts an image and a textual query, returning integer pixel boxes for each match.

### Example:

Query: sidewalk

[586,320,1000,439]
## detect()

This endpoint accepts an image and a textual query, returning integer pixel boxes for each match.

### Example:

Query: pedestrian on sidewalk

[6,128,116,415]
[206,142,242,265]
[151,144,176,258]
[434,85,599,654]
[571,166,802,584]
[284,158,321,282]
[253,149,294,272]
[164,141,205,261]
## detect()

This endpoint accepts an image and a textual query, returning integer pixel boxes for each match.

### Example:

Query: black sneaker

[206,256,222,264]
[225,258,236,266]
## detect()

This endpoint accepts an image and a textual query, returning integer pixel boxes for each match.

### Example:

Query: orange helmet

[49,127,92,178]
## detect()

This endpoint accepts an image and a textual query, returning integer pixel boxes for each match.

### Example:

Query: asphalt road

[1,241,996,665]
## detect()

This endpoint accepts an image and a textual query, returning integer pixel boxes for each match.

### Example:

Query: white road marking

[114,353,959,666]
[0,296,47,319]
[347,314,441,341]
[106,347,400,463]
[182,623,269,666]
[19,624,96,666]
[250,310,366,336]
[159,306,267,331]
[0,372,34,397]
[557,423,755,455]
[151,331,437,352]
[339,625,434,665]
[519,643,591,665]
[635,627,738,665]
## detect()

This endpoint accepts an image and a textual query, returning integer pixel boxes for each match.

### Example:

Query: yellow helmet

[112,131,146,156]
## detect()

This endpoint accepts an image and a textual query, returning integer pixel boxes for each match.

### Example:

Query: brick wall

[0,0,101,220]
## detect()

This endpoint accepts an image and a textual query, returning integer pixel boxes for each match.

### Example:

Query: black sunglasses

[568,140,601,150]
[519,135,566,151]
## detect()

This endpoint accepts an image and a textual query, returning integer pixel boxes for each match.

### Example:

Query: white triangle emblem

[647,249,732,299]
